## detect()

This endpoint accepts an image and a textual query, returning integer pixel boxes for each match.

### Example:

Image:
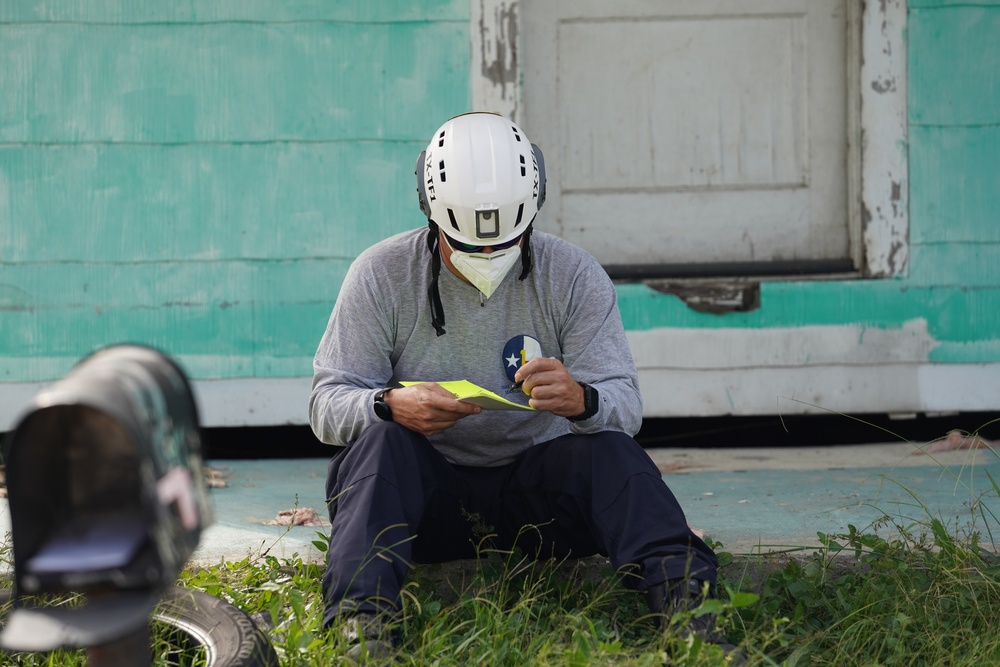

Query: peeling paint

[871,78,895,93]
[647,281,760,315]
[471,0,520,120]
[890,179,901,217]
[860,0,908,277]
[886,239,904,272]
[861,202,873,228]
[478,1,518,89]
[628,318,941,369]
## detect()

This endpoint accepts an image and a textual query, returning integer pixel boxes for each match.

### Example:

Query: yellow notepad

[400,380,535,411]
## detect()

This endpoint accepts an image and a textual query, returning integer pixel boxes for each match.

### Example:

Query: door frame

[470,0,908,278]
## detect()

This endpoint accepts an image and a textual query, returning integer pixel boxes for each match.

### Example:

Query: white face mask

[449,246,522,299]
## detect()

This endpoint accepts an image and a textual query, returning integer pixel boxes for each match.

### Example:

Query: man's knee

[546,431,656,476]
[338,423,428,475]
[325,423,430,516]
[355,420,419,451]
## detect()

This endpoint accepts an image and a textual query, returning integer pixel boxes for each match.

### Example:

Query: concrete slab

[190,458,331,566]
[189,442,999,562]
[2,442,997,571]
[646,441,994,473]
[651,443,999,553]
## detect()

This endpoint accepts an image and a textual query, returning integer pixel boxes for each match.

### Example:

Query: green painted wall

[616,0,1000,364]
[0,1,470,381]
[905,1,1000,360]
[1,0,998,391]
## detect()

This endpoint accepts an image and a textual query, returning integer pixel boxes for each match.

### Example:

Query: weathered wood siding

[2,1,997,426]
[0,1,469,390]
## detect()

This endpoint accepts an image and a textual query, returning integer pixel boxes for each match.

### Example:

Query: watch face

[374,391,393,421]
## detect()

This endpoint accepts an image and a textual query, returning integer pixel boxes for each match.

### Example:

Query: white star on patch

[506,353,520,368]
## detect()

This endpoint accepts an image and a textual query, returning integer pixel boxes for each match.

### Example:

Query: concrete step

[1,442,995,573]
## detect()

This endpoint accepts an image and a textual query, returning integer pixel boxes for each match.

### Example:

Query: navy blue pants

[322,422,717,624]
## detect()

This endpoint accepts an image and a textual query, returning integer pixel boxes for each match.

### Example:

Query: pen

[512,354,547,392]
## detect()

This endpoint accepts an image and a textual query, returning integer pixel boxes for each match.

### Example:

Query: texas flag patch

[502,335,542,384]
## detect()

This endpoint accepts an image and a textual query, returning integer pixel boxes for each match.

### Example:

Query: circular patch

[502,335,542,383]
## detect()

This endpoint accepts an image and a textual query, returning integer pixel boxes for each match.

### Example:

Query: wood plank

[617,281,1000,352]
[0,258,351,379]
[0,142,426,262]
[907,241,1000,287]
[252,259,351,375]
[0,22,467,143]
[910,5,1000,126]
[0,0,468,24]
[909,126,1000,243]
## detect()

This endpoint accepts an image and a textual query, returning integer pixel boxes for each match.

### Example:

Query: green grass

[2,422,999,665]
[174,501,999,667]
[177,537,755,667]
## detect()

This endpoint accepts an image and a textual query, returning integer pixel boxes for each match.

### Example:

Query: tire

[0,587,277,667]
[154,586,279,667]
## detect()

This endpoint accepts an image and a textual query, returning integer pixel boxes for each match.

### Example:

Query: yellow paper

[400,380,535,411]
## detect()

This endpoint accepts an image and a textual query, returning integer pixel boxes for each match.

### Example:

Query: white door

[521,0,850,271]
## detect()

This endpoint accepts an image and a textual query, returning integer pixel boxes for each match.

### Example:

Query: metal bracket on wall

[645,281,761,314]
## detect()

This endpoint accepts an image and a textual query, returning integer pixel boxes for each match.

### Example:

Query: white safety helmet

[416,112,546,247]
[417,113,546,334]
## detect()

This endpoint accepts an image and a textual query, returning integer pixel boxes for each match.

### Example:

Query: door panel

[522,0,849,267]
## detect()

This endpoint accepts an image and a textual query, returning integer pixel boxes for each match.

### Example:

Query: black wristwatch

[567,382,599,422]
[373,388,393,421]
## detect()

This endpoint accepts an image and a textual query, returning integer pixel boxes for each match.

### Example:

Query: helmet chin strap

[425,222,535,337]
[518,224,534,280]
[426,225,447,336]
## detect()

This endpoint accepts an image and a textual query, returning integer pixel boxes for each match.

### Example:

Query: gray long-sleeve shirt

[309,228,642,466]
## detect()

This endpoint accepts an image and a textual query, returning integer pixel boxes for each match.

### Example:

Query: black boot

[645,579,745,664]
[340,612,400,662]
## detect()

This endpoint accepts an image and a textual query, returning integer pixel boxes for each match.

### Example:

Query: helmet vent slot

[515,204,524,226]
[438,131,446,147]
[511,127,522,142]
[447,208,460,231]
[519,155,527,177]
[438,160,446,182]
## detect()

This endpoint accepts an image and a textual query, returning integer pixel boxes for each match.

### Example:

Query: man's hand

[514,357,586,417]
[384,383,481,436]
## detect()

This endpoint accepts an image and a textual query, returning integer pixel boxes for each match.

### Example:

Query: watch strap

[373,388,393,421]
[567,382,599,422]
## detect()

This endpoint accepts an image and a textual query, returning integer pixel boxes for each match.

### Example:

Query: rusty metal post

[85,626,151,667]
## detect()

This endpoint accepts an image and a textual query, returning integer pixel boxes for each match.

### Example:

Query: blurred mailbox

[0,345,212,652]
